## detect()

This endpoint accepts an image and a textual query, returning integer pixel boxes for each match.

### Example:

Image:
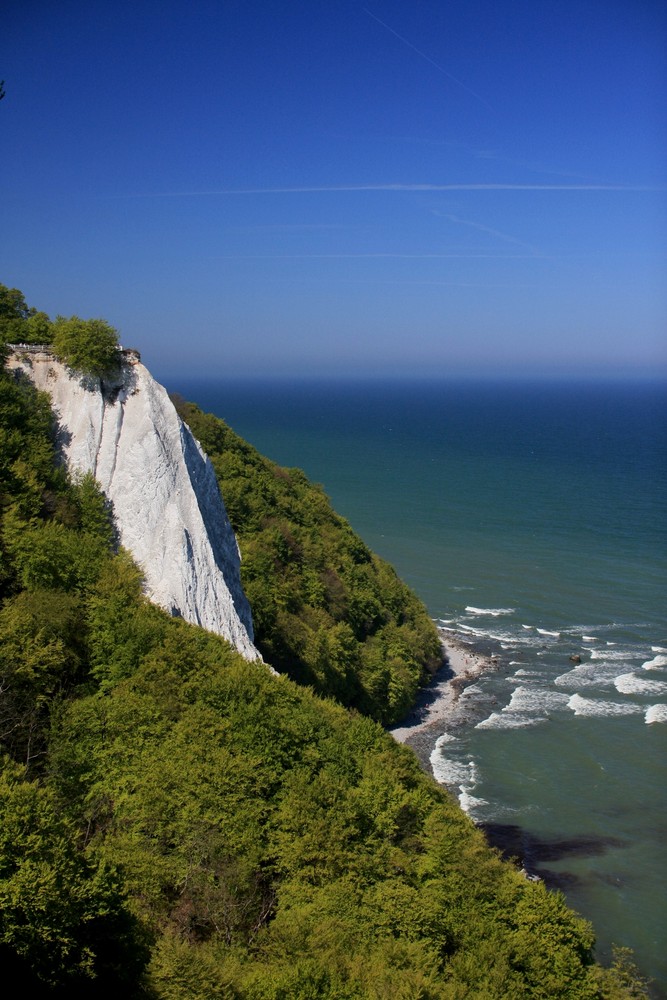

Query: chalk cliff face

[8,350,259,661]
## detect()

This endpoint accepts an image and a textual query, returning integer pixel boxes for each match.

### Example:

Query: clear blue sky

[2,0,665,380]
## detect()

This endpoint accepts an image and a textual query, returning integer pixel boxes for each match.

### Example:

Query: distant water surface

[172,377,667,993]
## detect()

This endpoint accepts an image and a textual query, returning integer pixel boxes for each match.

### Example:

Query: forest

[0,284,647,997]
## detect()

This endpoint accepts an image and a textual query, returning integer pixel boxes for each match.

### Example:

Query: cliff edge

[7,348,259,661]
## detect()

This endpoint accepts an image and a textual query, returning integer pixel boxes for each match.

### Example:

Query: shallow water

[172,376,667,992]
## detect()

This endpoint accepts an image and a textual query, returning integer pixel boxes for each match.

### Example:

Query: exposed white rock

[8,349,259,661]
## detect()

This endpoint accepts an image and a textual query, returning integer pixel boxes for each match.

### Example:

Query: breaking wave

[555,661,627,690]
[567,694,644,717]
[614,673,667,696]
[476,712,543,730]
[465,606,516,616]
[642,654,667,670]
[459,790,488,813]
[590,648,638,661]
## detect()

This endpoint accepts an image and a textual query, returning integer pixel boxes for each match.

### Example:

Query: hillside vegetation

[171,396,441,725]
[0,285,644,997]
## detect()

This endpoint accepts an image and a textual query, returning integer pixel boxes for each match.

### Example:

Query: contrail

[363,7,493,110]
[215,253,537,260]
[126,183,660,197]
[442,213,541,254]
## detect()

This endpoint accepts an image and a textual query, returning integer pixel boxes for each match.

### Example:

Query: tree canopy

[1,284,122,380]
[172,397,442,725]
[0,283,52,346]
[0,283,648,997]
[51,316,120,380]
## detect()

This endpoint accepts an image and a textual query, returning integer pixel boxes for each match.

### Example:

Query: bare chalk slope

[9,350,259,660]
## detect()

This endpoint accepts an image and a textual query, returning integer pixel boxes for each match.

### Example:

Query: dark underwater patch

[480,822,627,867]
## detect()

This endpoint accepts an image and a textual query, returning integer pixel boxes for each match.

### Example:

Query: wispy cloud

[363,8,492,110]
[439,213,542,255]
[214,253,538,260]
[227,223,353,233]
[126,183,660,197]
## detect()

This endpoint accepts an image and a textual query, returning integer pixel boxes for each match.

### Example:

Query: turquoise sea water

[172,377,667,993]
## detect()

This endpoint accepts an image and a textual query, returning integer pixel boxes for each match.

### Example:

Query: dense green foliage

[51,316,121,380]
[0,288,646,996]
[172,397,441,725]
[0,283,52,346]
[0,283,120,380]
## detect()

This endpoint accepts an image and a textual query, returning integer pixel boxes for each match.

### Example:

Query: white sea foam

[429,738,477,787]
[459,790,488,813]
[645,704,667,724]
[651,646,667,653]
[506,686,570,713]
[555,661,622,690]
[430,756,474,786]
[536,628,561,637]
[465,606,516,616]
[567,694,644,717]
[642,654,667,670]
[582,636,597,642]
[457,623,487,635]
[476,712,543,730]
[455,622,522,645]
[485,629,518,643]
[434,732,459,744]
[521,624,533,630]
[511,634,555,648]
[590,648,636,661]
[459,684,488,704]
[614,673,667,696]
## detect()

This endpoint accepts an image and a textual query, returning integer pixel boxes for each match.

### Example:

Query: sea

[170,376,666,994]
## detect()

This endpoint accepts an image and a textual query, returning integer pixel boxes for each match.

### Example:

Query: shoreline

[389,629,501,744]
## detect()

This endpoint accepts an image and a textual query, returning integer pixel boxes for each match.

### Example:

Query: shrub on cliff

[51,316,120,380]
[0,283,52,347]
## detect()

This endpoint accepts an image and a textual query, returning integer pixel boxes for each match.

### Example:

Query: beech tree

[0,758,148,990]
[0,283,52,345]
[51,316,120,379]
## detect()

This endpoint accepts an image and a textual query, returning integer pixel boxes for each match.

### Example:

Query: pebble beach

[389,629,499,747]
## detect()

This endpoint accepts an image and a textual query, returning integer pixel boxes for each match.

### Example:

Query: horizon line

[158,369,667,384]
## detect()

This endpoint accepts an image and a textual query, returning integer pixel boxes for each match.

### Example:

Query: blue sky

[2,0,665,380]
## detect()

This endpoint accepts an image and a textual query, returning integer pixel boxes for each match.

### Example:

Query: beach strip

[390,630,498,743]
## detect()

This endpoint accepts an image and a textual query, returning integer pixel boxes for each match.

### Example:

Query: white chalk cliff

[8,349,259,661]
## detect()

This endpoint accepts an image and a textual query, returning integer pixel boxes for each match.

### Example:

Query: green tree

[0,758,148,991]
[0,284,32,342]
[0,284,52,345]
[51,316,120,379]
[0,588,84,764]
[171,396,442,724]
